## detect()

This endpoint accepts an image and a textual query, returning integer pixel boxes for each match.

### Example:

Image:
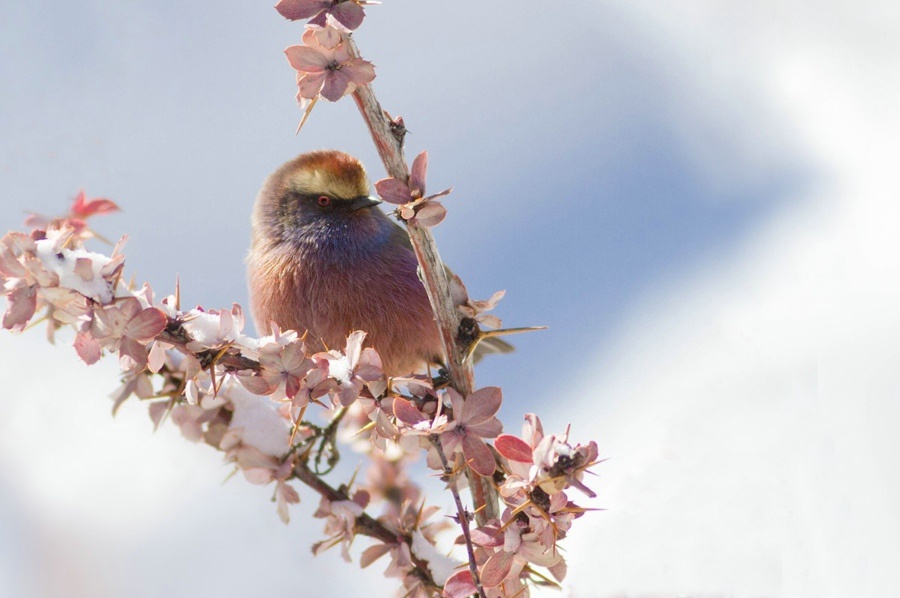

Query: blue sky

[2,1,898,597]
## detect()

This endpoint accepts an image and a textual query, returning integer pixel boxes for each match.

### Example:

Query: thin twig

[291,461,438,589]
[431,434,488,598]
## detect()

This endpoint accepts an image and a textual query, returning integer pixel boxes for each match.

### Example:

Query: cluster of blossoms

[2,4,602,597]
[278,0,377,124]
[1,196,601,596]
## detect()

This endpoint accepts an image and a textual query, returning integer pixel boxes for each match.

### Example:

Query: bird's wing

[387,219,415,251]
[388,219,515,361]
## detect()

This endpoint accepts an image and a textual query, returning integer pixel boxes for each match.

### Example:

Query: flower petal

[359,543,392,568]
[470,525,504,548]
[237,373,273,395]
[297,72,326,100]
[344,330,365,368]
[320,69,351,102]
[285,45,330,72]
[147,340,167,373]
[477,314,502,329]
[344,57,376,86]
[329,1,366,30]
[494,434,534,463]
[393,397,428,425]
[410,151,428,195]
[74,329,102,365]
[462,435,496,477]
[2,284,37,331]
[412,201,446,228]
[548,556,568,582]
[443,570,477,598]
[72,195,119,218]
[119,336,148,370]
[481,550,516,588]
[462,386,502,424]
[125,307,168,342]
[274,0,327,20]
[466,418,502,440]
[313,24,342,49]
[375,178,412,204]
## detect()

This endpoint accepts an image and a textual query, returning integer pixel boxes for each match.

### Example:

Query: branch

[291,462,438,590]
[349,39,500,525]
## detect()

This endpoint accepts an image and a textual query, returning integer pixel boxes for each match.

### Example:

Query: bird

[246,150,512,377]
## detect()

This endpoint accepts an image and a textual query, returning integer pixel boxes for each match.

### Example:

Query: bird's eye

[317,195,332,207]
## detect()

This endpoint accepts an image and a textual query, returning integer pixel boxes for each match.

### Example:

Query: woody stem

[349,39,501,527]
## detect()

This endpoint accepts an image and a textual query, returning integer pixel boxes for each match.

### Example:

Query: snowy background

[1,1,899,596]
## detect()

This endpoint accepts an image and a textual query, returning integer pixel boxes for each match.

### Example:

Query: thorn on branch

[388,113,407,147]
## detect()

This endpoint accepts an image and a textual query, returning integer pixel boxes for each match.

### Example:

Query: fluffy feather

[247,150,511,376]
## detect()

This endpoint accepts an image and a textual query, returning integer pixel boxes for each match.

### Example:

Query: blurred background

[1,0,898,596]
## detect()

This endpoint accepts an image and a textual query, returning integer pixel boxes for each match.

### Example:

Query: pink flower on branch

[25,191,120,245]
[90,297,168,369]
[495,414,601,499]
[1,177,607,595]
[310,330,385,406]
[375,151,451,228]
[285,27,375,103]
[449,274,506,330]
[312,489,370,561]
[275,0,368,31]
[70,190,120,219]
[256,339,313,400]
[440,387,503,477]
[478,510,564,590]
[0,228,121,333]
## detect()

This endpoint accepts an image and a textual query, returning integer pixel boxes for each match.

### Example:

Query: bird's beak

[348,195,382,211]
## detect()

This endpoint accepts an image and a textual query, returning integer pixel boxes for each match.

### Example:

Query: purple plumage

[247,150,443,375]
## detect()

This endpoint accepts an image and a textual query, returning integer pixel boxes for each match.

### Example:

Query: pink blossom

[91,297,168,370]
[2,284,38,332]
[449,274,505,330]
[220,436,300,522]
[479,509,562,590]
[496,414,600,498]
[70,190,119,219]
[375,151,451,228]
[275,0,366,31]
[393,395,449,436]
[170,404,209,443]
[363,456,421,516]
[24,191,119,245]
[110,370,155,414]
[311,490,370,561]
[533,433,600,498]
[0,233,46,331]
[257,339,313,400]
[285,27,375,103]
[440,387,503,477]
[311,330,384,406]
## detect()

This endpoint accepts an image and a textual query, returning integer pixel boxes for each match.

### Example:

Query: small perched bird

[247,150,511,376]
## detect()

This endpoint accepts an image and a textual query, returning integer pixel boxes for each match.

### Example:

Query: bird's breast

[247,235,442,375]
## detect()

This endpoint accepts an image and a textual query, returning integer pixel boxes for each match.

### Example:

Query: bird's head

[252,150,385,248]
